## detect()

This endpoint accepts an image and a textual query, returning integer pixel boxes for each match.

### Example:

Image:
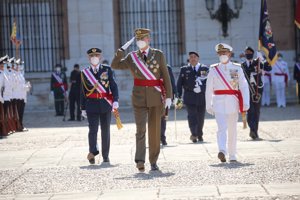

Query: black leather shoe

[218,152,226,163]
[150,163,159,171]
[190,135,197,143]
[198,136,203,142]
[87,153,95,164]
[68,118,75,121]
[249,131,257,140]
[136,162,145,172]
[162,140,167,146]
[103,158,110,163]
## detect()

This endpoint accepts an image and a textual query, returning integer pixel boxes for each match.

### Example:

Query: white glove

[112,101,119,109]
[81,110,87,118]
[50,91,54,95]
[165,98,172,109]
[173,97,178,105]
[207,107,214,115]
[243,104,250,111]
[0,98,4,104]
[121,37,135,51]
[256,51,264,61]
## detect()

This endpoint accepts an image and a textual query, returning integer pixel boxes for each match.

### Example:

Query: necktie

[93,67,98,74]
[194,67,197,74]
[142,51,147,62]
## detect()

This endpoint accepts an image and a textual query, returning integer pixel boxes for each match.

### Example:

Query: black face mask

[245,53,254,60]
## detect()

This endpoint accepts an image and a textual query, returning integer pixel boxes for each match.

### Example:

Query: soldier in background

[160,64,177,146]
[177,51,209,143]
[14,59,31,131]
[51,64,68,116]
[241,47,272,140]
[0,55,9,138]
[3,57,16,133]
[68,64,81,121]
[273,53,289,108]
[293,55,300,104]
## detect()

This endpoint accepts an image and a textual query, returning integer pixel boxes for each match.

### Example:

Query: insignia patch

[100,72,108,80]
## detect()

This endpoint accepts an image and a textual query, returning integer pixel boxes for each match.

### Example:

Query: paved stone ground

[0,103,300,200]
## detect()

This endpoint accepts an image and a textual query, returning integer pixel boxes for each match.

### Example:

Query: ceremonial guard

[111,28,172,171]
[3,57,16,133]
[160,64,177,146]
[273,53,289,108]
[177,51,208,143]
[206,43,249,162]
[50,64,68,116]
[68,64,81,121]
[294,55,300,104]
[261,62,272,106]
[13,59,31,131]
[0,55,9,138]
[81,48,119,164]
[241,47,272,140]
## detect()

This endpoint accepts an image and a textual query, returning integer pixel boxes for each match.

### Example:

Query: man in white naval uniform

[3,58,15,133]
[272,53,289,108]
[261,68,272,106]
[206,43,249,162]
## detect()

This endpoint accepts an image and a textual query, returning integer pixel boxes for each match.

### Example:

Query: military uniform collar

[140,47,150,56]
[90,64,100,71]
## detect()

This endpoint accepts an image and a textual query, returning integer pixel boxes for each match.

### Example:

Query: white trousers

[215,112,238,160]
[274,82,286,107]
[261,82,271,106]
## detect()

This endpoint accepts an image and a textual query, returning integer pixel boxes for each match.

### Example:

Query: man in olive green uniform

[111,28,172,171]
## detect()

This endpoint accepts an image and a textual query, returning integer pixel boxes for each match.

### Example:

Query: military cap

[215,43,233,52]
[8,57,15,63]
[0,55,9,64]
[188,51,199,57]
[87,48,102,55]
[244,46,254,53]
[135,28,151,40]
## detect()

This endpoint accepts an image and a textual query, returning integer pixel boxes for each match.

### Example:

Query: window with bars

[117,0,185,68]
[0,0,68,72]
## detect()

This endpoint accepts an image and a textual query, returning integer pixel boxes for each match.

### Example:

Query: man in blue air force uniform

[177,51,209,143]
[80,48,119,164]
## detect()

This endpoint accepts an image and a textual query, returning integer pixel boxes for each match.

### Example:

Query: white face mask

[56,68,61,73]
[90,57,100,66]
[136,40,147,49]
[219,55,229,64]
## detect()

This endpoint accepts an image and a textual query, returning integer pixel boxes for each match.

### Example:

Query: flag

[258,0,278,66]
[10,18,21,45]
[295,0,300,29]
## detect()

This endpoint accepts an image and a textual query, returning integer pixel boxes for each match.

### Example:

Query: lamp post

[205,0,243,37]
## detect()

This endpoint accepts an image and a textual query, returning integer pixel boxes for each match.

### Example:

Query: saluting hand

[121,37,135,51]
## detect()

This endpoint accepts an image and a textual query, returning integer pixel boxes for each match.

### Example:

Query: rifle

[62,100,69,121]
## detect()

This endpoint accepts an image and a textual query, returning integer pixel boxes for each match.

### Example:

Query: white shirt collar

[140,47,150,56]
[91,64,100,71]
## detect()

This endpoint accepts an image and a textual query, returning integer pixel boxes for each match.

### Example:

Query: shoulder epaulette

[180,65,189,69]
[151,48,163,53]
[210,63,219,68]
[232,62,241,67]
[101,64,110,68]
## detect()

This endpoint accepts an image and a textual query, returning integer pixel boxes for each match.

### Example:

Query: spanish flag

[258,0,278,66]
[295,0,300,29]
[10,18,21,45]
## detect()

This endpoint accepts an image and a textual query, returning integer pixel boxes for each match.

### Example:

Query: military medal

[153,68,157,73]
[153,60,157,64]
[150,65,154,68]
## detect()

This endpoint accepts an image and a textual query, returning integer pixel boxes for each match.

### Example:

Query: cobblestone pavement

[0,103,299,199]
